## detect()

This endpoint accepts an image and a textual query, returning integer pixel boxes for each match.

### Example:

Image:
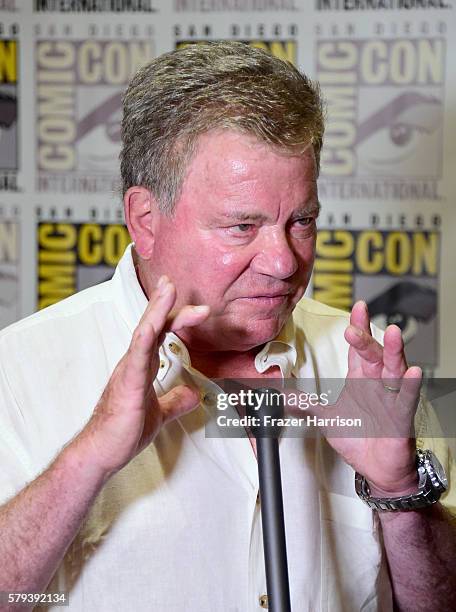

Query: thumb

[158,385,201,424]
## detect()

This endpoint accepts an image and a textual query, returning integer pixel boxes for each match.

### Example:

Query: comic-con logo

[312,226,440,367]
[36,39,154,193]
[316,37,445,195]
[37,221,131,309]
[0,214,18,329]
[0,33,18,190]
[176,39,297,64]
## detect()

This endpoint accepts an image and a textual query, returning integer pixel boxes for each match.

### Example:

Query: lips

[248,295,287,299]
[244,292,291,299]
[240,294,290,306]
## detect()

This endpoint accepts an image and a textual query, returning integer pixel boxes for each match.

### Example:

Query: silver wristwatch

[355,449,448,511]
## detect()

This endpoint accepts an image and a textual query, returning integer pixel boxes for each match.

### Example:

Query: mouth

[239,294,290,306]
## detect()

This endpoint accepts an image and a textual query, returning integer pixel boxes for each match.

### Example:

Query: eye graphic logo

[367,280,437,345]
[356,91,442,178]
[317,38,444,180]
[0,39,18,173]
[75,91,122,173]
[36,39,153,193]
[313,227,440,368]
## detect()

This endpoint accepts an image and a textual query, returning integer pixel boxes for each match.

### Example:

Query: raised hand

[77,275,210,477]
[326,300,423,495]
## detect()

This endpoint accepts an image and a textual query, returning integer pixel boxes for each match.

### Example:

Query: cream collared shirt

[1,244,452,611]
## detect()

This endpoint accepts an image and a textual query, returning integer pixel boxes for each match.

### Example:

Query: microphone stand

[250,388,291,612]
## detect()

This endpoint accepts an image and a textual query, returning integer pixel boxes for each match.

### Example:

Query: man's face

[148,130,319,352]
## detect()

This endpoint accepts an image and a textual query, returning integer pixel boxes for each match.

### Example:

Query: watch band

[355,449,447,512]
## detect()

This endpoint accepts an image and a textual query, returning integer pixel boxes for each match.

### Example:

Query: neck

[188,346,261,379]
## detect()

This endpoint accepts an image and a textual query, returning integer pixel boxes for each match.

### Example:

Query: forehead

[177,130,317,215]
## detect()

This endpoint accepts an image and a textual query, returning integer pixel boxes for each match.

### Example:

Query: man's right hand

[0,275,210,603]
[77,275,210,477]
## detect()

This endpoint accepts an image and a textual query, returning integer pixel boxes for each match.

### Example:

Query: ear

[123,186,158,260]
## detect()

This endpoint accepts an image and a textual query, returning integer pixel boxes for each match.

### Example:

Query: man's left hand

[326,300,423,496]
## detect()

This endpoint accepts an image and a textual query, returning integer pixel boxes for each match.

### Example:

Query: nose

[250,228,299,280]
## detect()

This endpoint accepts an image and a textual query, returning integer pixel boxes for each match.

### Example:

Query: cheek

[221,251,236,267]
[183,239,247,292]
[207,249,246,283]
[198,234,247,273]
[294,236,316,268]
[189,251,245,308]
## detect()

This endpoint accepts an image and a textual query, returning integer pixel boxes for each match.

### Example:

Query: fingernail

[159,283,171,298]
[157,275,168,289]
[158,277,171,296]
[192,305,209,314]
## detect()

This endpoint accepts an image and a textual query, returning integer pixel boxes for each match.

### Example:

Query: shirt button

[262,355,268,364]
[159,360,166,369]
[256,492,260,505]
[168,342,180,355]
[203,392,216,406]
[259,594,268,608]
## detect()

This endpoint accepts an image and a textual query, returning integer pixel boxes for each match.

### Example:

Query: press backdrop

[0,0,455,377]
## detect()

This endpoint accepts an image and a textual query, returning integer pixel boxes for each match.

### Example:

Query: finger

[397,365,422,418]
[168,304,210,332]
[158,384,201,424]
[136,275,169,328]
[139,277,177,338]
[373,366,422,437]
[382,324,408,380]
[346,301,376,376]
[344,325,384,377]
[350,300,372,335]
[124,279,177,384]
[347,343,361,376]
[155,304,211,347]
[121,322,160,393]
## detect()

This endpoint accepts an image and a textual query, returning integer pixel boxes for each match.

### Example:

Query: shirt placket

[158,332,299,611]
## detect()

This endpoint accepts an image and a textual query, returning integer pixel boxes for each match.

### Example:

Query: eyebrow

[219,202,321,223]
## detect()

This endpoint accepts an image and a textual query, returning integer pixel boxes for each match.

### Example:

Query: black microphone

[247,388,291,612]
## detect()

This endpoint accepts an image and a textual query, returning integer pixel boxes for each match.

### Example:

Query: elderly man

[0,42,455,611]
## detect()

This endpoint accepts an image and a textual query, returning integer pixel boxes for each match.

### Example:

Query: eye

[226,223,255,234]
[294,217,313,227]
[223,223,257,239]
[235,223,253,232]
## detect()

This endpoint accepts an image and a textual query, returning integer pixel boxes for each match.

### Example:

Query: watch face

[430,453,448,488]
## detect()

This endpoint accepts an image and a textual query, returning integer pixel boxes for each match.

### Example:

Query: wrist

[355,449,448,513]
[367,473,420,498]
[60,433,114,489]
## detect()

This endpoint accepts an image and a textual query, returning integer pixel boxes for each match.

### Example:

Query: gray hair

[120,41,324,214]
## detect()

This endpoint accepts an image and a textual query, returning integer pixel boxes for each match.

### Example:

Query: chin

[191,304,292,351]
[240,317,285,347]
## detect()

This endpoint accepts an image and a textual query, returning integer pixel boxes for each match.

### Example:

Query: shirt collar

[111,243,148,333]
[253,316,297,377]
[112,244,299,378]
